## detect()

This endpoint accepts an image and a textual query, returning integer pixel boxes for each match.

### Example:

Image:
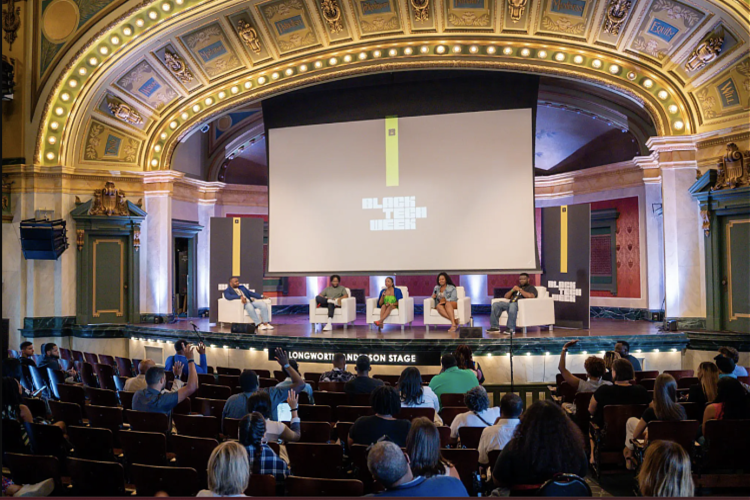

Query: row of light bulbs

[131,337,269,352]
[485,348,677,357]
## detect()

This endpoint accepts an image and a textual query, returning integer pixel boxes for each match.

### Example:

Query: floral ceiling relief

[180,23,243,79]
[82,120,141,164]
[693,58,750,122]
[629,0,704,61]
[443,0,494,30]
[351,0,402,36]
[538,0,595,38]
[258,0,320,53]
[116,60,179,112]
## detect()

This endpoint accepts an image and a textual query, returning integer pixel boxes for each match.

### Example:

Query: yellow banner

[560,206,568,274]
[385,116,399,187]
[232,218,241,276]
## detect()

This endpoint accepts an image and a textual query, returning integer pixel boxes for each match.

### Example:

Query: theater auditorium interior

[1,0,749,496]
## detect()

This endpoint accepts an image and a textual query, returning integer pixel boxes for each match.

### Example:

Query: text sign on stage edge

[267,349,441,366]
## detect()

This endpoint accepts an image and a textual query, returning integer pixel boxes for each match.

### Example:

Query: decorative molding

[685,31,724,72]
[602,0,632,36]
[133,228,140,251]
[76,229,85,250]
[106,100,144,126]
[714,143,750,190]
[236,19,262,54]
[507,0,528,23]
[163,50,194,83]
[410,0,429,22]
[89,181,129,216]
[320,0,344,33]
[1,0,22,49]
[700,208,710,236]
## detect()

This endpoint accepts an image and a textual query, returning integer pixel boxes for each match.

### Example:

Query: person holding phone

[432,273,459,333]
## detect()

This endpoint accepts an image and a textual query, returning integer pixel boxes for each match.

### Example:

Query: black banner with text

[267,348,441,366]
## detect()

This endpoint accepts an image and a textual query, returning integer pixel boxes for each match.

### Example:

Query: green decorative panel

[722,216,750,333]
[92,237,126,323]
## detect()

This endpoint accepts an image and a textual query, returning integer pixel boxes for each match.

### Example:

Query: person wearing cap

[718,347,748,377]
[165,339,207,376]
[344,355,385,395]
[715,355,738,379]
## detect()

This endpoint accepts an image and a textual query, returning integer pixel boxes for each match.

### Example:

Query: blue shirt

[276,378,314,404]
[221,387,291,423]
[372,476,468,497]
[164,353,207,375]
[132,387,179,431]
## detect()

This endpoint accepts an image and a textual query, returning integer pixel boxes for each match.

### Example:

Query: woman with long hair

[246,390,300,444]
[688,362,719,406]
[492,400,588,488]
[623,374,686,469]
[454,345,484,384]
[374,277,403,329]
[637,440,694,497]
[602,351,620,382]
[406,417,460,480]
[197,441,249,497]
[432,273,459,332]
[702,377,750,435]
[238,412,290,483]
[398,367,442,424]
[1,377,32,451]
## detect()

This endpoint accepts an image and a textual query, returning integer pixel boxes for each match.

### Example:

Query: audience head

[718,346,740,364]
[2,377,23,409]
[697,362,719,402]
[714,355,736,375]
[240,370,259,393]
[398,367,424,406]
[406,417,448,478]
[174,339,188,354]
[239,411,266,448]
[612,358,635,383]
[246,390,272,418]
[43,343,59,358]
[385,277,394,288]
[441,354,457,370]
[206,441,250,496]
[454,345,474,371]
[138,359,155,376]
[371,385,401,417]
[2,359,22,381]
[436,272,454,287]
[518,273,529,286]
[145,366,166,390]
[500,393,523,419]
[715,377,749,419]
[367,440,412,489]
[355,355,371,375]
[615,340,631,356]
[637,441,694,497]
[584,356,606,380]
[603,351,619,370]
[20,342,34,358]
[464,386,490,413]
[330,274,341,286]
[332,353,347,370]
[653,374,686,421]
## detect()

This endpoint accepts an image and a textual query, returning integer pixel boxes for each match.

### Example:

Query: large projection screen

[268,108,537,275]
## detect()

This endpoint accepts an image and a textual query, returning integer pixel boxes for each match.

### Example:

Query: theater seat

[490,286,555,333]
[423,286,471,330]
[366,286,415,332]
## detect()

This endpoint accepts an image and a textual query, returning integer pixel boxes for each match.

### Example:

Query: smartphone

[31,387,45,397]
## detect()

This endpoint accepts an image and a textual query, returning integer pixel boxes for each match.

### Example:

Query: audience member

[239,412,290,483]
[367,440,468,497]
[431,272,460,333]
[429,354,479,409]
[714,355,737,379]
[487,273,538,335]
[478,393,523,465]
[558,340,612,392]
[223,276,273,331]
[222,349,306,422]
[589,358,650,427]
[275,359,314,403]
[315,274,349,331]
[614,341,642,371]
[319,353,355,383]
[718,346,748,377]
[688,362,718,406]
[492,401,588,490]
[2,377,33,450]
[637,441,694,497]
[123,359,184,393]
[246,390,300,443]
[164,340,207,376]
[398,367,441,423]
[37,343,76,382]
[406,417,460,480]
[702,376,750,435]
[344,355,384,395]
[349,386,411,447]
[2,359,31,396]
[454,345,484,384]
[197,441,249,497]
[449,386,501,444]
[624,374,686,469]
[602,351,619,382]
[19,342,36,367]
[2,476,55,497]
[375,277,402,329]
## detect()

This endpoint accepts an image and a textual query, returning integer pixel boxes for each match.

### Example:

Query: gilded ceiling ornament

[1,0,21,49]
[507,0,528,23]
[714,143,750,191]
[320,0,344,33]
[684,33,723,72]
[236,20,262,54]
[603,0,631,36]
[89,182,129,216]
[410,0,429,22]
[164,50,194,84]
[107,100,144,126]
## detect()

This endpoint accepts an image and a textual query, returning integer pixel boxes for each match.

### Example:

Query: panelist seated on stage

[487,273,538,335]
[223,277,274,331]
[431,273,461,333]
[165,339,207,376]
[314,274,351,331]
[374,277,402,328]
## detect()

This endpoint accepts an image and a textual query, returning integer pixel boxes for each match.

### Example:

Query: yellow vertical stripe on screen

[560,206,568,274]
[232,218,241,276]
[385,116,399,187]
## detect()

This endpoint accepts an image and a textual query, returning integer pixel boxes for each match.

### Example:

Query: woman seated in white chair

[375,277,403,329]
[223,276,273,330]
[432,273,459,332]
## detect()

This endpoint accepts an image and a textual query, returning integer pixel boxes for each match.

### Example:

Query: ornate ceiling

[31,0,749,172]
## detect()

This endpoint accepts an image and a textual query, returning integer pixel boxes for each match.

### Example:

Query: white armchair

[218,289,272,327]
[366,286,415,332]
[309,287,357,330]
[423,286,471,331]
[490,286,555,333]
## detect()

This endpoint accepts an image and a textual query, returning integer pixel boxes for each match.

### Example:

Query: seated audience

[602,351,619,382]
[124,359,184,393]
[164,339,207,376]
[718,346,748,377]
[429,354,480,409]
[315,274,349,331]
[431,273,460,333]
[2,376,65,433]
[223,276,273,331]
[589,358,650,427]
[450,386,501,444]
[37,343,76,382]
[222,349,305,422]
[398,367,441,423]
[19,342,36,367]
[637,441,694,497]
[715,355,738,379]
[319,353,355,383]
[349,386,411,447]
[2,359,32,397]
[614,340,642,371]
[406,417,460,480]
[239,412,290,483]
[558,340,612,393]
[687,362,718,406]
[197,441,249,497]
[246,390,300,443]
[624,374,686,469]
[492,400,588,490]
[275,359,314,404]
[344,355,384,395]
[702,376,750,435]
[478,393,523,465]
[375,277,402,328]
[2,476,55,497]
[367,440,468,497]
[454,345,484,384]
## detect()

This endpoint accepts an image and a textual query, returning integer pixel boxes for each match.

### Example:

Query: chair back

[572,392,594,437]
[67,457,125,496]
[57,383,86,408]
[46,368,66,399]
[216,366,241,375]
[397,407,435,421]
[49,400,83,427]
[440,393,466,407]
[634,371,659,383]
[27,422,67,462]
[438,425,451,448]
[286,442,343,478]
[273,370,287,382]
[373,374,400,386]
[80,362,98,387]
[557,382,577,403]
[663,369,694,381]
[94,363,117,391]
[98,354,116,366]
[68,425,115,461]
[678,402,703,421]
[115,375,128,392]
[119,390,135,412]
[298,404,333,423]
[27,364,48,394]
[71,350,85,363]
[197,383,231,400]
[535,286,549,298]
[132,464,199,497]
[174,397,191,414]
[173,413,220,439]
[120,430,168,466]
[4,453,62,494]
[440,448,479,494]
[223,417,241,439]
[313,390,347,408]
[305,372,324,382]
[638,378,657,391]
[647,420,701,454]
[253,369,271,378]
[677,376,699,389]
[287,476,364,497]
[456,286,466,299]
[336,405,373,422]
[703,419,750,470]
[115,356,134,378]
[197,397,226,418]
[537,473,592,497]
[488,449,501,468]
[6,349,19,358]
[84,386,119,407]
[171,435,219,490]
[349,444,377,493]
[458,426,485,449]
[197,373,215,385]
[19,365,34,392]
[22,397,47,419]
[258,377,277,388]
[83,352,99,365]
[2,418,30,454]
[125,409,169,433]
[246,474,277,496]
[299,421,333,443]
[601,404,648,451]
[335,422,354,450]
[440,406,468,427]
[318,381,346,392]
[217,374,240,388]
[84,405,124,443]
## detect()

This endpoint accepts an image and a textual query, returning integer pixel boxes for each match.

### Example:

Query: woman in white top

[196,441,249,497]
[246,390,301,443]
[558,339,612,393]
[450,386,501,444]
[398,367,443,425]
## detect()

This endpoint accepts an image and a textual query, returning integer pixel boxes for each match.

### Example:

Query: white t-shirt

[401,386,443,425]
[477,418,520,464]
[450,407,502,438]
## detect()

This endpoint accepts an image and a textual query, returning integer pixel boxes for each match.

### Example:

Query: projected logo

[362,197,427,231]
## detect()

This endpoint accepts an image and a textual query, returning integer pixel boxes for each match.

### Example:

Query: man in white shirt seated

[478,393,523,466]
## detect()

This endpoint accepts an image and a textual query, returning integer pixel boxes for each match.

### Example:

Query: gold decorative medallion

[2,0,21,49]
[685,32,724,72]
[236,19,262,54]
[89,181,129,216]
[714,143,750,190]
[134,229,140,251]
[700,209,710,237]
[410,0,429,22]
[603,0,631,35]
[320,0,344,33]
[507,0,528,23]
[76,229,84,250]
[164,50,194,83]
[107,100,144,126]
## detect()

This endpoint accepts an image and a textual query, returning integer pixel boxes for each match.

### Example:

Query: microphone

[190,322,205,344]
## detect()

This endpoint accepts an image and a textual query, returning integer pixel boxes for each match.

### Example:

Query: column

[636,155,666,313]
[197,201,218,312]
[141,193,172,314]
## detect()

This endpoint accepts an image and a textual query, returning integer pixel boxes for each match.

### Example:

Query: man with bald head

[123,359,184,392]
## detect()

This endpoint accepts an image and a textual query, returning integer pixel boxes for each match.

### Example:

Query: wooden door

[720,216,750,333]
[90,236,129,324]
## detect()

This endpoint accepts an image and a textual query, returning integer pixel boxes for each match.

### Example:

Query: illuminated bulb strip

[403,48,412,56]
[554,53,565,61]
[469,45,478,53]
[344,54,353,61]
[218,91,226,98]
[231,85,239,93]
[78,67,87,75]
[193,104,200,112]
[420,46,428,54]
[135,19,144,27]
[359,52,368,59]
[673,121,684,130]
[453,45,461,53]
[592,59,602,68]
[487,46,496,54]
[436,46,445,54]
[573,55,583,64]
[110,36,120,45]
[284,69,293,76]
[643,78,653,88]
[537,50,547,58]
[123,27,132,36]
[520,48,530,56]
[609,64,620,74]
[148,10,158,19]
[657,90,668,100]
[668,104,678,114]
[181,112,188,120]
[388,49,397,56]
[271,72,279,80]
[46,152,56,160]
[503,47,512,55]
[151,159,158,166]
